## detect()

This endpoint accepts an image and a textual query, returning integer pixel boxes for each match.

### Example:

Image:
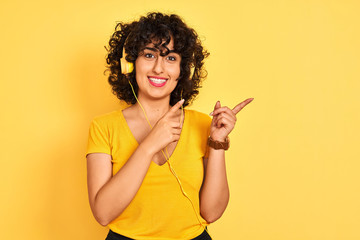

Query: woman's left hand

[209,98,254,142]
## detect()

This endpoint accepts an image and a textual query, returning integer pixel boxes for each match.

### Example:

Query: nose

[152,56,164,74]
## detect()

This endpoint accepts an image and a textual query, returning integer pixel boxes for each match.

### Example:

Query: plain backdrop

[0,0,359,239]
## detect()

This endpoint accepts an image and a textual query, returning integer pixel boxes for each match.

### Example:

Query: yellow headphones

[120,47,134,75]
[120,43,211,237]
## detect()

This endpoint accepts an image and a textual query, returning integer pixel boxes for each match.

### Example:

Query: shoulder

[90,110,122,128]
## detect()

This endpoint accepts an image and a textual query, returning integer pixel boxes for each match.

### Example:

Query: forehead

[146,37,173,47]
[142,37,178,55]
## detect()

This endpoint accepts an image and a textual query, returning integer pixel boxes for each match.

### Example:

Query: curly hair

[104,12,209,107]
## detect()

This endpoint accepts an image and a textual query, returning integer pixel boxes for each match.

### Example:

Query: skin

[86,36,254,226]
[200,98,253,223]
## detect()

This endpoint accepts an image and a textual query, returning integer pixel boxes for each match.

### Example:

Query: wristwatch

[207,136,230,150]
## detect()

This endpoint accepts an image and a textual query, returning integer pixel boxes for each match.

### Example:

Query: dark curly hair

[104,12,209,107]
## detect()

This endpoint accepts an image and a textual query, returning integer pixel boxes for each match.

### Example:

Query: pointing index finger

[232,98,254,114]
[169,99,185,114]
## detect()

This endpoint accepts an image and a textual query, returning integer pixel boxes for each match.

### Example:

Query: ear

[189,52,196,80]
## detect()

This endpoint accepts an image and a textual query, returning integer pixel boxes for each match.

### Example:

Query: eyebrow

[144,47,177,54]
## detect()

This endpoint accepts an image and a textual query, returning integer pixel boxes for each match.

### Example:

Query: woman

[86,12,253,240]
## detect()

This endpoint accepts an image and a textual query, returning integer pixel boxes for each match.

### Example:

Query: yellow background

[1,0,359,239]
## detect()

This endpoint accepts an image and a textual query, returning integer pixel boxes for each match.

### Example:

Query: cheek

[170,65,181,79]
[134,61,146,86]
[134,59,143,73]
[135,59,150,78]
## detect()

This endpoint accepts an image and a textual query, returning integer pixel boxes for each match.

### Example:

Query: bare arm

[199,150,229,223]
[200,98,254,223]
[87,143,154,226]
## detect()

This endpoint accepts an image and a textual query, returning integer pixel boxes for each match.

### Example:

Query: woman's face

[135,37,181,102]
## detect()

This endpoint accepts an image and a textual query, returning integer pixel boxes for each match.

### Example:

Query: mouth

[148,76,168,87]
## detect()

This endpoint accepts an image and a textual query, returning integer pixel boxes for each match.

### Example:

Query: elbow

[90,195,122,227]
[201,211,223,224]
[200,205,224,223]
[93,212,112,226]
[97,217,111,227]
[200,197,229,224]
[92,203,116,227]
[90,196,128,227]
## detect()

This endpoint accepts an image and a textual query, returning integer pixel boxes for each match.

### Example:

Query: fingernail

[209,111,213,116]
[180,99,185,103]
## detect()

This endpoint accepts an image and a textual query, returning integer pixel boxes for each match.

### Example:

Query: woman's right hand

[142,99,185,155]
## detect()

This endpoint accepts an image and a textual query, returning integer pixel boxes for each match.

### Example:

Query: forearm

[199,148,230,223]
[92,142,154,226]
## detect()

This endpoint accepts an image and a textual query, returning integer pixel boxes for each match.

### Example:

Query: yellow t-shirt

[86,108,212,240]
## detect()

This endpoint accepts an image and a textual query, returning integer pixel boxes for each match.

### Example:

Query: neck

[134,95,171,125]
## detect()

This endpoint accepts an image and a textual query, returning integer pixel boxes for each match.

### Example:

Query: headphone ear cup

[189,66,195,80]
[120,46,134,75]
[120,57,134,75]
[189,53,196,80]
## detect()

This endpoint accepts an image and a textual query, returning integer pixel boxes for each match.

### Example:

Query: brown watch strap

[207,136,230,150]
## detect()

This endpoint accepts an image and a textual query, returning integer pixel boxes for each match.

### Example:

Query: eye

[167,56,177,61]
[144,53,155,58]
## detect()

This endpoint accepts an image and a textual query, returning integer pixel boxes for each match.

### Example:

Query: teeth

[149,77,166,83]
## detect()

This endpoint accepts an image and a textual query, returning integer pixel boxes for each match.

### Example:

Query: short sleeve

[86,119,111,157]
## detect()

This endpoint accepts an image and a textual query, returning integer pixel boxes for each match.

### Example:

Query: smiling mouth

[148,77,168,87]
[148,77,167,83]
